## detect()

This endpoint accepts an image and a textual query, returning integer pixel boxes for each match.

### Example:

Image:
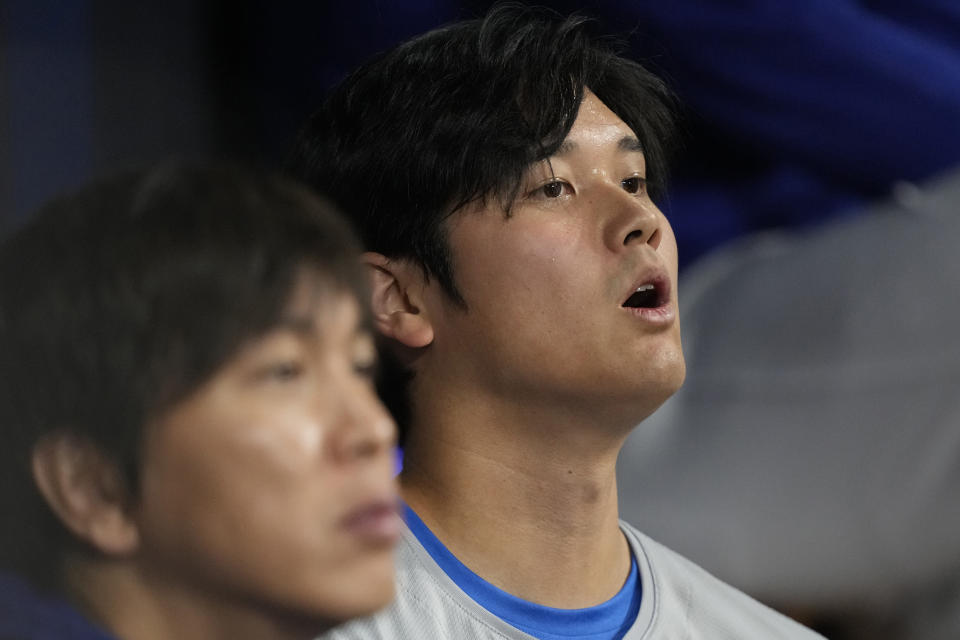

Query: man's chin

[623,360,687,426]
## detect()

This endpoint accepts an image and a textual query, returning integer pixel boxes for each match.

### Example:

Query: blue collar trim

[404,504,641,640]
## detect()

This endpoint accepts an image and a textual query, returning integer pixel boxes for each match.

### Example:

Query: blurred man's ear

[363,252,435,349]
[31,433,139,556]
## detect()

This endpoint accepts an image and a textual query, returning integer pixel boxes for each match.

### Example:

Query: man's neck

[400,388,635,609]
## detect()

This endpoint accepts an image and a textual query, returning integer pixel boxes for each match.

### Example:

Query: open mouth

[622,279,668,309]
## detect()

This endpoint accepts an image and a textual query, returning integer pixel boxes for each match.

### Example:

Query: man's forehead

[556,91,643,150]
[273,277,363,341]
[551,136,644,158]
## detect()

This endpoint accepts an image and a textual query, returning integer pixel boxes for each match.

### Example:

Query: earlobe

[31,433,140,556]
[362,252,434,349]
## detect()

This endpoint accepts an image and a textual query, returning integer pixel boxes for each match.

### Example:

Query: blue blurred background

[6,0,959,268]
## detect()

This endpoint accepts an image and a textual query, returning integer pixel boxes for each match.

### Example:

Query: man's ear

[362,252,434,349]
[31,432,139,556]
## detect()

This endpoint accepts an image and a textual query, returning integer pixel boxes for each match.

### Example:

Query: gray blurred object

[619,167,960,638]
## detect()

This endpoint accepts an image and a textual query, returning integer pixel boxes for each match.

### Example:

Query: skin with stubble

[371,91,685,608]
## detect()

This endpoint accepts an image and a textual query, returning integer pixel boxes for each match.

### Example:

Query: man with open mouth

[289,5,823,639]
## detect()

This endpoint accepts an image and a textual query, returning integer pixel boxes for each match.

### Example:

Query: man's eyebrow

[274,314,317,335]
[552,140,578,157]
[618,136,644,153]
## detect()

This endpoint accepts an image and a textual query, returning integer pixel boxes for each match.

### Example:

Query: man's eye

[354,359,378,380]
[353,332,377,380]
[621,176,647,195]
[264,361,304,381]
[538,180,569,199]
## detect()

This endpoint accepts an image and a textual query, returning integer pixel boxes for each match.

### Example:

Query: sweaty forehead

[551,136,644,159]
[565,91,641,149]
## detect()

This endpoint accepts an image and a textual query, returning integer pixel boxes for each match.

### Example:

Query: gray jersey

[320,521,823,639]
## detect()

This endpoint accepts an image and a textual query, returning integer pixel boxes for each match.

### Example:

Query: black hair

[287,3,676,305]
[0,163,366,589]
[286,3,677,438]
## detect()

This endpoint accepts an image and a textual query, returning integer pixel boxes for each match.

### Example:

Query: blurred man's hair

[0,163,366,590]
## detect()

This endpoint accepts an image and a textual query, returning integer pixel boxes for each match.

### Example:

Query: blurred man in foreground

[0,164,400,640]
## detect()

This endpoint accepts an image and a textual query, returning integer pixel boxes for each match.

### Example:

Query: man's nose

[597,184,662,252]
[331,386,397,463]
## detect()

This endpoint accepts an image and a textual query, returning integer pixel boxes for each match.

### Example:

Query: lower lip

[342,504,402,545]
[623,303,676,325]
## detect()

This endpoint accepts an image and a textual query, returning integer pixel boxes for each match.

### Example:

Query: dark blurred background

[4,2,960,638]
[7,0,959,267]
[1,0,474,235]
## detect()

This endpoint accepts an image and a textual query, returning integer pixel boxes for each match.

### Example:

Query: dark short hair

[0,163,366,588]
[286,4,677,434]
[287,4,676,303]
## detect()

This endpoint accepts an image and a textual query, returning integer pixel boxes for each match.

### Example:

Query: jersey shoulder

[623,522,825,639]
[318,527,534,640]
